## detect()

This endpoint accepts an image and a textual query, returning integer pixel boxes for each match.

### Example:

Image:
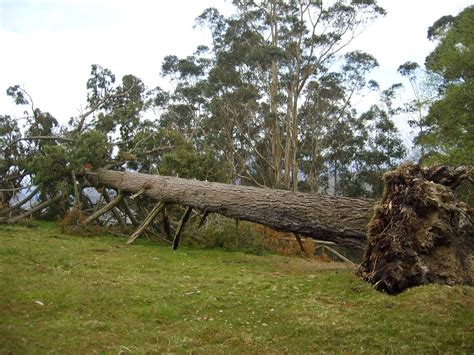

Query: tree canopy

[422,5,474,166]
[1,2,472,226]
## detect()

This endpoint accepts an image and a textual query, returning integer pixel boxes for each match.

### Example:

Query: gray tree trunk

[87,169,374,249]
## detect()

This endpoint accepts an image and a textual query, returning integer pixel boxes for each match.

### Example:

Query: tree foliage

[4,2,471,225]
[423,6,474,165]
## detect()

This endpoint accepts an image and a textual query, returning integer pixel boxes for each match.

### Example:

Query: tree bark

[173,206,193,250]
[1,194,63,224]
[102,190,127,229]
[120,198,140,227]
[81,192,124,226]
[128,202,165,244]
[87,169,373,249]
[0,186,40,217]
[269,0,281,189]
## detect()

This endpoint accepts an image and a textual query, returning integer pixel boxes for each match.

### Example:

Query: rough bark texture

[87,169,373,249]
[357,164,473,294]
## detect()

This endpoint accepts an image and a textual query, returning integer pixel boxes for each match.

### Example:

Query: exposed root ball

[357,164,473,294]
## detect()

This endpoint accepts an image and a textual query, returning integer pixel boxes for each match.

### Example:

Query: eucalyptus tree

[299,50,379,194]
[272,0,385,191]
[423,5,474,165]
[299,74,342,192]
[166,12,274,186]
[396,61,438,163]
[192,0,386,191]
[357,86,407,197]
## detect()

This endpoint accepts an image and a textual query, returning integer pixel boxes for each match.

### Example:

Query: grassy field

[1,222,473,353]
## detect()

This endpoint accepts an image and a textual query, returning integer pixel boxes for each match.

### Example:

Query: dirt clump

[357,164,473,294]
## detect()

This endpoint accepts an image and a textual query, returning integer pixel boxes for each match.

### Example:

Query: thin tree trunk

[283,95,293,190]
[1,194,63,224]
[128,202,165,244]
[291,95,299,192]
[120,198,140,227]
[198,210,210,228]
[172,206,193,250]
[102,190,127,229]
[87,169,373,249]
[293,233,306,254]
[71,171,81,213]
[270,0,281,189]
[0,186,40,217]
[81,192,124,226]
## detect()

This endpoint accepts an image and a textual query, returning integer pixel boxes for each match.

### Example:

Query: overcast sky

[0,0,471,133]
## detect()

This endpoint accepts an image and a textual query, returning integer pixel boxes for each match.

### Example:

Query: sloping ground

[1,222,473,353]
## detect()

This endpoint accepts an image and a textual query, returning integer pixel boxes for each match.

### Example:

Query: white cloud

[0,0,234,121]
[0,0,471,127]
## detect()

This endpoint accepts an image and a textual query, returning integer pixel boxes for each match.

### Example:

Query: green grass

[1,222,473,353]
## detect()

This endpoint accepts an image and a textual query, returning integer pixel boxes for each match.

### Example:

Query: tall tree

[357,86,407,197]
[299,50,379,194]
[194,0,385,190]
[397,61,439,163]
[423,6,474,165]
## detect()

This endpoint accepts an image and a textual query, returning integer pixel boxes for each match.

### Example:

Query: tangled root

[357,164,473,294]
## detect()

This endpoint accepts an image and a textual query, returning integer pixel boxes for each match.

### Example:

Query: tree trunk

[269,0,281,189]
[82,192,124,226]
[128,202,165,244]
[1,194,63,224]
[79,164,473,293]
[87,168,373,249]
[102,190,127,229]
[0,186,40,217]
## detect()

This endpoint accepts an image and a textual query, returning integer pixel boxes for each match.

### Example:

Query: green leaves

[423,6,474,165]
[6,85,29,105]
[69,130,111,171]
[27,130,110,190]
[28,145,69,188]
[86,64,116,107]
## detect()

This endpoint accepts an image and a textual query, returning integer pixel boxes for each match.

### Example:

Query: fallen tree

[1,161,472,294]
[82,164,473,294]
[85,168,374,250]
